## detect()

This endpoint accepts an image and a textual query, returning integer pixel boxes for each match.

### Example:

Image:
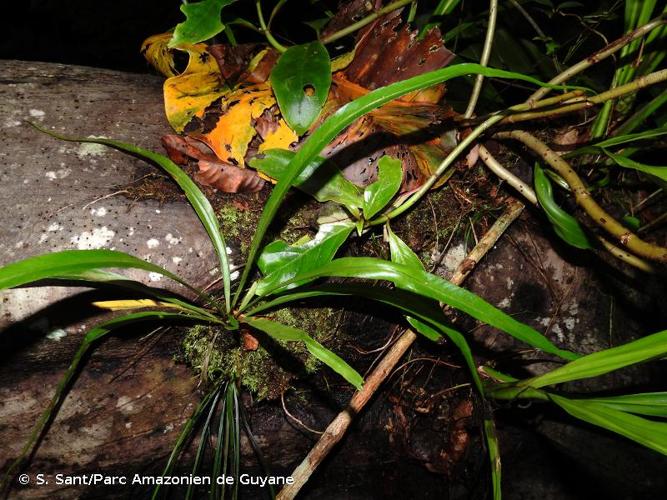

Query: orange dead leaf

[187,83,296,167]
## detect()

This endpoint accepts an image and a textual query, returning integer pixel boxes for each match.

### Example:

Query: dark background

[3,0,183,73]
[2,0,624,76]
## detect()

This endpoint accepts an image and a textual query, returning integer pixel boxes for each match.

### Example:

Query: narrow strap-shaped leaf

[0,249,197,292]
[57,268,220,321]
[484,418,502,500]
[152,386,220,500]
[521,329,667,388]
[234,63,576,306]
[593,125,667,149]
[4,311,204,489]
[29,123,232,312]
[258,258,579,360]
[550,394,667,455]
[243,317,363,389]
[247,284,483,395]
[585,392,667,417]
[407,317,484,394]
[603,149,667,182]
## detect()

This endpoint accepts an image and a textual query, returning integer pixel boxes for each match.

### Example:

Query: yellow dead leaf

[163,45,230,133]
[143,32,231,133]
[92,299,181,311]
[259,118,299,153]
[141,33,179,78]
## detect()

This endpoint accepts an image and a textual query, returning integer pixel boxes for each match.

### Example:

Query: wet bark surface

[1,60,666,499]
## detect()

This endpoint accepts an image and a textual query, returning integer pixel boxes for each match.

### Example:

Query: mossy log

[1,60,666,499]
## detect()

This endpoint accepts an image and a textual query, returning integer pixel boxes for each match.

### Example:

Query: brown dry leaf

[142,34,295,192]
[320,0,382,40]
[162,134,264,193]
[318,9,459,192]
[208,44,280,85]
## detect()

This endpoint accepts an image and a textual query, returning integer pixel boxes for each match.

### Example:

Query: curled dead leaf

[162,134,265,193]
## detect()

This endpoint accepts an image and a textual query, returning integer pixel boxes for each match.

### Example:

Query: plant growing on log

[2,0,667,498]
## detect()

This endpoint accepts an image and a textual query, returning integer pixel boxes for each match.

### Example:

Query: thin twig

[464,0,498,118]
[528,13,667,102]
[277,200,525,499]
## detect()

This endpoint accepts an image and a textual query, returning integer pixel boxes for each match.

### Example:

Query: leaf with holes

[271,42,331,135]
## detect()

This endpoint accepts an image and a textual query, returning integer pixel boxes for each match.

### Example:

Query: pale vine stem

[464,0,498,118]
[478,145,537,205]
[277,199,525,500]
[374,15,667,227]
[502,68,667,124]
[494,130,667,263]
[478,145,654,273]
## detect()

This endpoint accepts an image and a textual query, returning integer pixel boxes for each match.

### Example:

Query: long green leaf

[604,149,667,182]
[0,249,194,292]
[594,126,667,149]
[586,392,667,418]
[407,317,484,394]
[5,311,201,490]
[614,90,667,136]
[270,41,331,135]
[152,387,219,500]
[384,227,484,391]
[72,270,220,322]
[534,164,592,250]
[29,123,232,311]
[521,329,667,388]
[484,418,502,500]
[259,258,578,360]
[245,283,489,393]
[243,317,363,389]
[234,63,575,306]
[550,394,667,455]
